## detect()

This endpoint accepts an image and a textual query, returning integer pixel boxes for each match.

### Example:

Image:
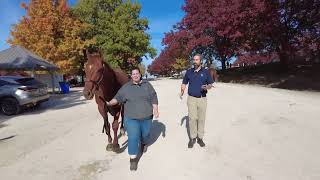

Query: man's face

[131,69,141,82]
[193,55,201,67]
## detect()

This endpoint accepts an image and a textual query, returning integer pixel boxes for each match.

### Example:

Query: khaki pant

[187,96,207,139]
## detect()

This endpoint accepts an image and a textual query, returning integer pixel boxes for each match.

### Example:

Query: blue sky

[0,0,185,67]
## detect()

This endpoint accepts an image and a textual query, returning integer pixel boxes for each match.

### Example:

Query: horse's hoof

[106,144,113,151]
[113,144,120,152]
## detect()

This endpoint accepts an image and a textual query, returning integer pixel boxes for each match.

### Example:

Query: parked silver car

[0,76,50,115]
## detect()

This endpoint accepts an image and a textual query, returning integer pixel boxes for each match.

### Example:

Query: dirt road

[1,79,320,180]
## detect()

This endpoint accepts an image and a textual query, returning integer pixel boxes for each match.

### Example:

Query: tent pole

[50,71,55,94]
[31,69,35,77]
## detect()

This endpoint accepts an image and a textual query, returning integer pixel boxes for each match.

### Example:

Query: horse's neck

[98,64,119,100]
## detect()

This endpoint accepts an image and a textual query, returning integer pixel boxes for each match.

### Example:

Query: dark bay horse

[83,49,129,152]
[207,64,219,82]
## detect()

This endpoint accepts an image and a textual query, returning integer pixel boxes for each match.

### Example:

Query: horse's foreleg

[112,111,121,152]
[97,99,113,151]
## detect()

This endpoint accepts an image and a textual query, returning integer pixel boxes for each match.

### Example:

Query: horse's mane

[102,61,113,71]
[101,60,129,86]
[86,49,129,86]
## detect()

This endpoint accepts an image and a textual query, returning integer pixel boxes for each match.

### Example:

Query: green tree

[73,0,156,71]
[8,0,93,74]
[172,58,188,73]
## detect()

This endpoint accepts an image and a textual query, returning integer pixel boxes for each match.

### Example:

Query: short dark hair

[131,67,141,74]
[194,54,203,61]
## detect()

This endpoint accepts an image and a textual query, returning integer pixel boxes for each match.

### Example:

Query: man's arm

[181,71,189,97]
[201,70,214,90]
[181,84,187,97]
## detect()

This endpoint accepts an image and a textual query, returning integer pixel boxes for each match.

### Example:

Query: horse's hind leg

[112,111,121,152]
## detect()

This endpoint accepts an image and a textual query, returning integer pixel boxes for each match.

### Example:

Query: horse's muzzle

[83,90,94,100]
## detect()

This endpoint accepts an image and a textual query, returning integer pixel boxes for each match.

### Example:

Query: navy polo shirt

[182,67,214,97]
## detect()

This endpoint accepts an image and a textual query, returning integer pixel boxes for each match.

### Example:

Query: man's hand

[179,91,184,99]
[201,84,213,90]
[180,84,186,99]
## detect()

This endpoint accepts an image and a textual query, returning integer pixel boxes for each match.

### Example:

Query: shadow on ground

[218,63,320,91]
[0,135,16,142]
[149,120,166,145]
[181,116,191,140]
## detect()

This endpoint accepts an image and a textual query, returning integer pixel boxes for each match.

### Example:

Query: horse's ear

[83,49,87,57]
[98,49,103,57]
[86,49,91,58]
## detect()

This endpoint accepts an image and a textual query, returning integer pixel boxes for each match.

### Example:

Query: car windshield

[15,78,43,86]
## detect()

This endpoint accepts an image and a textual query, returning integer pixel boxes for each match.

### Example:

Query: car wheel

[33,102,43,109]
[1,98,21,116]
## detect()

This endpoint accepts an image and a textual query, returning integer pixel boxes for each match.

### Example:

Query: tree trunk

[277,43,290,70]
[81,74,85,85]
[221,58,226,71]
[277,40,294,69]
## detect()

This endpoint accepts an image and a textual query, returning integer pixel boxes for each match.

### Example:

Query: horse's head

[83,48,105,100]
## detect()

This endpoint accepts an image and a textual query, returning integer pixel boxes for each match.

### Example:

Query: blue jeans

[124,117,152,156]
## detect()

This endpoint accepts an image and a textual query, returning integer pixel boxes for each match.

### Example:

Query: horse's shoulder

[113,68,129,85]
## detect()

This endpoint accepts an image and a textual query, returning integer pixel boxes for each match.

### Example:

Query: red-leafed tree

[240,0,320,66]
[162,28,190,59]
[148,50,174,75]
[234,52,279,66]
[179,0,267,70]
[149,28,190,75]
[148,50,171,76]
[151,0,319,73]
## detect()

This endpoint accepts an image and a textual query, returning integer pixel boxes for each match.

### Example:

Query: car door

[0,80,7,96]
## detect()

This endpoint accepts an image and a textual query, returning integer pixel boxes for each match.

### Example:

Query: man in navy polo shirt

[180,54,214,148]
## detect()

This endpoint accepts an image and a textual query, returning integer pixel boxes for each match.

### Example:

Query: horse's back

[113,68,129,86]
